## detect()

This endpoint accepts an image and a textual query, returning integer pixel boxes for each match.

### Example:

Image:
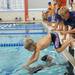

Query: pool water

[0,23,68,75]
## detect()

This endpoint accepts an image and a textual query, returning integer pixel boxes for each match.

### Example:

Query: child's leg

[56,39,75,52]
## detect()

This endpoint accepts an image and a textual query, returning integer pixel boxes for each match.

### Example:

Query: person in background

[58,7,75,40]
[47,8,52,23]
[48,2,52,10]
[54,3,60,21]
[51,5,64,31]
[42,11,48,22]
[46,1,52,19]
[53,3,64,30]
[58,7,75,75]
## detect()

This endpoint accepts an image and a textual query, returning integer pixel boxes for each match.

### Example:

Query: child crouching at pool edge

[23,32,75,68]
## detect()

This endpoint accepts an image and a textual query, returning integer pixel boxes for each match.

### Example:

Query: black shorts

[51,32,61,49]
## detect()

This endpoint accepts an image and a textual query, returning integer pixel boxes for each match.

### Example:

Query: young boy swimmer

[24,32,75,68]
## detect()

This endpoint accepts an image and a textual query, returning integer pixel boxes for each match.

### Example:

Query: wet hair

[25,38,35,50]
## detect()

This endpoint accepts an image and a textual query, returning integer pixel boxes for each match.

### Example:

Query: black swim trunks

[51,32,61,49]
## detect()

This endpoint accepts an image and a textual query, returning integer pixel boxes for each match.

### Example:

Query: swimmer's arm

[30,51,36,60]
[26,51,40,67]
[56,39,74,52]
[60,28,75,34]
[66,28,75,34]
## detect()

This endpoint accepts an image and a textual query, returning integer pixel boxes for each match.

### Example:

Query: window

[0,0,24,10]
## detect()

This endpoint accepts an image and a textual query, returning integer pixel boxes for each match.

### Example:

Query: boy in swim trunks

[23,32,75,68]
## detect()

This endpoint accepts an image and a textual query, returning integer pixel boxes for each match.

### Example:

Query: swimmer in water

[28,55,55,74]
[26,55,67,74]
[23,32,75,68]
[15,55,54,74]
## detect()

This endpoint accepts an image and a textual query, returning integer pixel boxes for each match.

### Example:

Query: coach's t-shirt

[63,12,75,28]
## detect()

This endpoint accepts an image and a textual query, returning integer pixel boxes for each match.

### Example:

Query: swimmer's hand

[22,64,33,71]
[22,64,30,70]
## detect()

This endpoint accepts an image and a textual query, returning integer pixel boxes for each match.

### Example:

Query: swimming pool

[0,23,68,75]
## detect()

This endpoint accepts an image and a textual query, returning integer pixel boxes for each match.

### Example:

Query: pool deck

[0,20,42,24]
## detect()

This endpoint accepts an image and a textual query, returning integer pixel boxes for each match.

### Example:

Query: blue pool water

[0,23,68,75]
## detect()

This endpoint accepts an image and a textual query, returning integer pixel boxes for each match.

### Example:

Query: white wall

[0,10,24,22]
[0,10,42,22]
[29,10,42,20]
[0,0,48,22]
[28,0,48,9]
[0,0,49,9]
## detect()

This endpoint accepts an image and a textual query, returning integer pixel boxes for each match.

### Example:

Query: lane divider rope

[0,43,23,47]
